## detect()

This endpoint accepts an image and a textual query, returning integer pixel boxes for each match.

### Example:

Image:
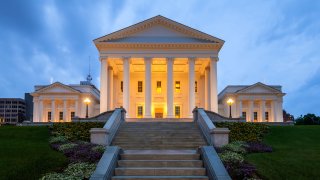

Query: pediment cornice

[35,82,80,94]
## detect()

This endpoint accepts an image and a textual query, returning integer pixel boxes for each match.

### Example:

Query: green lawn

[247,125,320,180]
[0,126,68,180]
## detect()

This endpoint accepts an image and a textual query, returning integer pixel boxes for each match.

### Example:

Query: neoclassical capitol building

[32,15,285,122]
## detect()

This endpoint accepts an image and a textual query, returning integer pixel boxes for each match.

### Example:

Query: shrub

[58,143,78,152]
[92,145,106,153]
[215,122,269,142]
[63,143,103,163]
[40,162,96,180]
[51,122,104,141]
[222,141,247,154]
[49,136,67,144]
[246,141,273,153]
[219,151,244,164]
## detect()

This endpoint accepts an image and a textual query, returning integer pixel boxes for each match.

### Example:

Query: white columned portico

[260,100,266,122]
[272,100,278,122]
[238,100,242,118]
[144,57,152,118]
[188,57,195,117]
[210,57,218,112]
[123,57,130,116]
[248,100,253,122]
[75,99,78,117]
[63,99,67,121]
[166,57,174,118]
[204,67,210,110]
[276,99,283,122]
[51,99,55,122]
[100,56,108,113]
[108,66,114,110]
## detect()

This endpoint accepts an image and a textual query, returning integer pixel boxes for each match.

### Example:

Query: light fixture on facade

[84,98,91,118]
[227,98,234,118]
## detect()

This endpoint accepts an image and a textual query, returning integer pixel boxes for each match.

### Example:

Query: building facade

[0,98,26,124]
[218,82,285,122]
[94,15,224,118]
[31,81,100,122]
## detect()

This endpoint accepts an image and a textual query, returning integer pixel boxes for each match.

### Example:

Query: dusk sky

[0,0,319,117]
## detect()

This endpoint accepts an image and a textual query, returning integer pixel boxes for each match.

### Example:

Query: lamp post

[227,98,234,118]
[84,98,91,118]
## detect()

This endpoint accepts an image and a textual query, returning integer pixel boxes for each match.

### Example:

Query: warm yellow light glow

[156,87,162,93]
[84,98,91,105]
[227,98,234,106]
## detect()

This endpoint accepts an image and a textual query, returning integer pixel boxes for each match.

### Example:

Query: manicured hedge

[214,122,269,142]
[51,122,104,141]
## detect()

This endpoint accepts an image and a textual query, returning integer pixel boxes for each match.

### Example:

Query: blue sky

[0,0,319,117]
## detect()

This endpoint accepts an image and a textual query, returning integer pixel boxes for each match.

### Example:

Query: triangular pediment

[236,83,282,94]
[36,82,80,94]
[94,15,224,44]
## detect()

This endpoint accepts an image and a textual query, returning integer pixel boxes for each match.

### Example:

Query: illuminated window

[242,112,246,119]
[175,106,180,118]
[138,81,143,92]
[120,81,123,92]
[48,112,51,121]
[265,112,269,121]
[71,112,75,119]
[175,81,181,93]
[137,106,143,118]
[156,81,162,93]
[254,112,258,121]
[59,112,63,120]
[195,81,198,93]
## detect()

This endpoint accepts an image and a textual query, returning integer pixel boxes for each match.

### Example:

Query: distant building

[24,93,33,121]
[0,98,26,124]
[31,78,100,122]
[218,82,285,122]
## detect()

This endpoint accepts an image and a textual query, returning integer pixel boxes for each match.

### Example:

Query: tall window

[120,81,123,92]
[138,81,143,92]
[59,112,63,120]
[48,112,52,121]
[71,112,75,119]
[195,81,198,93]
[265,112,269,121]
[175,81,181,93]
[137,106,143,118]
[156,81,162,93]
[242,112,246,119]
[175,106,181,118]
[254,112,258,121]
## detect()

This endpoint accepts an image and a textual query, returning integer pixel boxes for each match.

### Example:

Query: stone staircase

[111,122,207,150]
[112,150,208,180]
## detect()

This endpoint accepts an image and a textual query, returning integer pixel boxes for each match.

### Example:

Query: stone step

[120,154,200,160]
[115,167,206,176]
[112,176,208,180]
[118,160,203,167]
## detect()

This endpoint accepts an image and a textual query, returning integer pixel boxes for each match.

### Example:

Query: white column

[123,57,130,117]
[51,99,55,122]
[272,100,277,122]
[238,100,242,118]
[108,66,114,110]
[39,99,43,122]
[33,97,39,122]
[248,100,253,122]
[277,99,284,122]
[75,99,78,117]
[210,57,218,112]
[204,67,210,110]
[188,57,195,117]
[260,100,266,122]
[63,100,67,121]
[166,57,174,118]
[144,57,152,118]
[100,56,108,113]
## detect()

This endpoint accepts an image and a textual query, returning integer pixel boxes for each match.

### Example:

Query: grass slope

[0,126,67,180]
[247,126,320,180]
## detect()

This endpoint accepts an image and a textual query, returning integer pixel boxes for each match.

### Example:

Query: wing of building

[218,82,285,122]
[31,81,100,122]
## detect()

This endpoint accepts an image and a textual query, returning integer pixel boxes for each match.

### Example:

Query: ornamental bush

[92,145,106,153]
[58,143,78,152]
[49,136,67,144]
[246,141,273,153]
[219,151,244,164]
[215,122,269,142]
[222,141,248,154]
[51,122,104,141]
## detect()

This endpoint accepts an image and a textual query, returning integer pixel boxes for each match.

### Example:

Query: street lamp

[227,98,234,118]
[84,98,91,118]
